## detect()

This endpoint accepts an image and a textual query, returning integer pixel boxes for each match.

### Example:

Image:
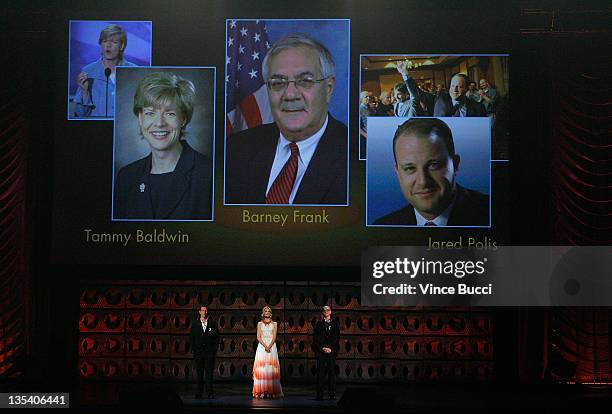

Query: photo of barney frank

[368,117,490,227]
[225,21,349,206]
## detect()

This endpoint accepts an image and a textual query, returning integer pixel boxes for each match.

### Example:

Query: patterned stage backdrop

[78,281,493,383]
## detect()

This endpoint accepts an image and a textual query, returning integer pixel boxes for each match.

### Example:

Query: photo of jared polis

[368,117,490,227]
[225,21,349,206]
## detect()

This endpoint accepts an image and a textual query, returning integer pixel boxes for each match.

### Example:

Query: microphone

[104,68,112,118]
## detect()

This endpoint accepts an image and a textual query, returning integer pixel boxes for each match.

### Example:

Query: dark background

[2,0,611,410]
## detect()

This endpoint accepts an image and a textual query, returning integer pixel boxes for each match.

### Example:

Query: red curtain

[0,84,29,378]
[551,68,612,244]
[549,60,612,383]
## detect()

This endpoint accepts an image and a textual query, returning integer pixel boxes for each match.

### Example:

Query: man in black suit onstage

[226,33,347,205]
[434,73,486,117]
[374,118,489,226]
[312,305,340,400]
[189,306,219,399]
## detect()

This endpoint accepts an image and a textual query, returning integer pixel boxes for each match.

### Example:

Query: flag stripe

[253,84,273,124]
[226,115,233,138]
[239,95,263,129]
[227,108,248,136]
[226,20,272,134]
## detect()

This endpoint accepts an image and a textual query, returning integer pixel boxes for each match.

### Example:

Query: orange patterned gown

[252,322,283,398]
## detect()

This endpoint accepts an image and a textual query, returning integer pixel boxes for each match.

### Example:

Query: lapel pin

[139,183,145,193]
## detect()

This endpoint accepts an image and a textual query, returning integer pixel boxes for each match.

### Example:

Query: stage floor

[184,384,340,410]
[77,382,612,412]
[179,384,612,414]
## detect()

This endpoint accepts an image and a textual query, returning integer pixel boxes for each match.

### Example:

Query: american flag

[226,20,274,137]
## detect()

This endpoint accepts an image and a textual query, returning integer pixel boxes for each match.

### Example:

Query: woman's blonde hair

[133,71,197,134]
[261,306,272,319]
[99,24,128,60]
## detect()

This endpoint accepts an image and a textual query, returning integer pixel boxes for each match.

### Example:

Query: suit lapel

[247,126,278,203]
[294,118,341,204]
[154,142,193,219]
[465,100,472,117]
[448,186,467,226]
[407,207,417,225]
[135,156,154,218]
[201,320,214,336]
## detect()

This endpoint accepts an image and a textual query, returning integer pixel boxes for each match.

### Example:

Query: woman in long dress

[252,306,283,398]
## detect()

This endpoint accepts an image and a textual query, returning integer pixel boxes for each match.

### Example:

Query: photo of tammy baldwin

[112,67,215,221]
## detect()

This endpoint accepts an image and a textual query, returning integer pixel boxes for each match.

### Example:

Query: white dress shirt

[414,193,457,226]
[265,116,329,204]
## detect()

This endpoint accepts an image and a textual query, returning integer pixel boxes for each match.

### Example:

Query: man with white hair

[478,78,498,128]
[312,305,340,400]
[226,33,347,205]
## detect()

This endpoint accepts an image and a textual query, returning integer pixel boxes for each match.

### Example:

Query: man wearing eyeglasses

[226,33,348,205]
[312,305,339,400]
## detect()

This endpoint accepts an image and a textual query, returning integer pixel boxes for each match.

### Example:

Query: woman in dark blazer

[113,71,212,220]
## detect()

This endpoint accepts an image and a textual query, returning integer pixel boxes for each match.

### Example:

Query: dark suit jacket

[226,116,348,205]
[312,319,340,358]
[373,185,489,226]
[114,142,212,220]
[189,318,220,359]
[394,77,425,117]
[433,93,487,117]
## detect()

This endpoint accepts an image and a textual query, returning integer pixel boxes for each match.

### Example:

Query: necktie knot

[425,221,437,226]
[288,142,299,156]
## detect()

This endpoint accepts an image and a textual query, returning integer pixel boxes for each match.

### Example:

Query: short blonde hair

[261,306,272,319]
[133,72,197,133]
[99,24,128,60]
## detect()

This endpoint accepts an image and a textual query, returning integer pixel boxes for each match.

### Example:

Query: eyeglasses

[266,76,330,92]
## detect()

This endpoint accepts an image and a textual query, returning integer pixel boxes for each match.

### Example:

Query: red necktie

[266,142,299,204]
[425,221,437,226]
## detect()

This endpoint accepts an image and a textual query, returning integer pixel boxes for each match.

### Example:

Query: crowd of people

[360,60,500,157]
